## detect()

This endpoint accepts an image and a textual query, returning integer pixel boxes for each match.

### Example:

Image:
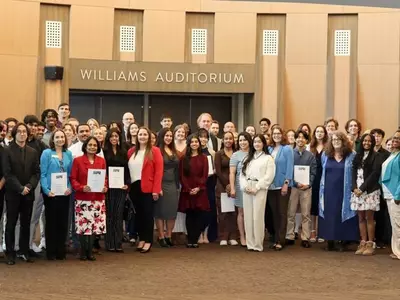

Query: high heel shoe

[137,242,145,251]
[140,243,152,253]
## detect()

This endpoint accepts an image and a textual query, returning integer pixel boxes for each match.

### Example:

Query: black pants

[186,210,206,244]
[79,234,95,257]
[105,189,127,249]
[129,181,154,243]
[43,194,70,259]
[266,189,291,244]
[0,189,4,221]
[5,193,34,257]
[376,198,392,245]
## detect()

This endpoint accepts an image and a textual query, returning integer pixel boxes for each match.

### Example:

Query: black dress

[311,150,322,216]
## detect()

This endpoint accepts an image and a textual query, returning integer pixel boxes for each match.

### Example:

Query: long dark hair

[182,134,201,177]
[157,127,176,158]
[237,132,252,151]
[134,127,153,160]
[126,122,139,146]
[309,125,328,155]
[242,134,269,176]
[353,133,376,169]
[221,131,236,151]
[103,128,127,160]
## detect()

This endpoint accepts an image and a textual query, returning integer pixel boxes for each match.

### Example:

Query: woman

[127,127,163,253]
[309,125,328,243]
[87,118,100,131]
[351,133,381,255]
[155,128,180,247]
[319,131,358,251]
[298,123,311,136]
[103,129,130,252]
[62,123,76,147]
[345,119,362,151]
[245,125,256,139]
[174,125,187,158]
[197,128,217,243]
[324,118,339,136]
[215,131,238,246]
[40,130,73,260]
[70,136,108,261]
[100,124,108,137]
[230,132,252,247]
[126,122,139,149]
[381,130,400,260]
[93,128,105,148]
[267,126,294,250]
[286,129,296,148]
[178,134,209,248]
[108,121,122,133]
[386,138,393,153]
[240,134,275,252]
[150,131,157,146]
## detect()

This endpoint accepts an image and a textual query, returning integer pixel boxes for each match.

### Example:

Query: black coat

[2,142,40,198]
[352,151,381,194]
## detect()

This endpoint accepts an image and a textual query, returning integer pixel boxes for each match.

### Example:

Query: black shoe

[158,238,169,248]
[140,243,152,253]
[116,249,124,253]
[324,240,337,251]
[19,254,34,263]
[29,249,40,258]
[186,244,193,248]
[6,258,15,265]
[285,239,295,246]
[295,232,299,240]
[56,256,66,260]
[165,237,174,247]
[192,244,199,248]
[47,256,57,261]
[301,240,311,248]
[80,256,87,261]
[87,255,96,261]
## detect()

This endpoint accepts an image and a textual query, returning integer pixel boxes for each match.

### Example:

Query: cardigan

[381,151,400,200]
[351,151,381,194]
[40,149,73,196]
[268,145,294,189]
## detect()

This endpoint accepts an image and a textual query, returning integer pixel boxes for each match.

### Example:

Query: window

[120,26,136,52]
[46,21,62,48]
[263,30,278,56]
[334,30,351,56]
[191,28,207,55]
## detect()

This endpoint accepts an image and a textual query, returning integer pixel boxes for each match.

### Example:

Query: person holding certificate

[70,136,108,261]
[285,130,317,248]
[40,129,73,260]
[240,134,275,252]
[127,127,163,254]
[103,128,130,252]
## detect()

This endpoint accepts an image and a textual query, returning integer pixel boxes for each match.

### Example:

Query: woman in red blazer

[70,137,108,261]
[128,127,163,253]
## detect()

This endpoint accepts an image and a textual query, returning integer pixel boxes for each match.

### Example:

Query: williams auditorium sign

[69,59,255,93]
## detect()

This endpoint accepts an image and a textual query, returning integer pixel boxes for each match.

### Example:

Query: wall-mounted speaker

[44,66,64,80]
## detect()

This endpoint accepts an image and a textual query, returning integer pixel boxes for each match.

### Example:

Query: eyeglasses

[393,137,400,141]
[332,138,342,142]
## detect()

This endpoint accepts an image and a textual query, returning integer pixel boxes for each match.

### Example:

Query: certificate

[87,169,106,192]
[221,193,235,213]
[207,155,214,176]
[51,172,67,196]
[108,167,124,189]
[294,165,310,186]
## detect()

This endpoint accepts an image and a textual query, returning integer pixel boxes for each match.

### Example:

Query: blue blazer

[268,145,294,189]
[40,149,73,196]
[381,152,400,200]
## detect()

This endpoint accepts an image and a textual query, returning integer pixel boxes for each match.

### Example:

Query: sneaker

[317,238,325,243]
[355,241,367,255]
[220,240,228,246]
[363,241,376,256]
[158,238,169,248]
[228,240,238,246]
[129,238,136,244]
[31,244,43,253]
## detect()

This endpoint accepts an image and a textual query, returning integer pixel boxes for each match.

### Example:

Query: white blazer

[239,153,276,192]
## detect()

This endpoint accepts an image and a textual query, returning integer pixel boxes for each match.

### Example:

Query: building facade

[1,0,399,134]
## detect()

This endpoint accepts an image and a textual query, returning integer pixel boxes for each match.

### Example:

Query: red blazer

[70,154,107,201]
[127,146,163,194]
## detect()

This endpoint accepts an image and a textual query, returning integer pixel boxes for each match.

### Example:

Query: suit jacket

[127,146,164,194]
[352,151,381,194]
[2,142,40,198]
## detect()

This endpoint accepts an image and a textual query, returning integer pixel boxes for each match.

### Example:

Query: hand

[160,190,163,196]
[121,185,128,190]
[83,186,91,192]
[297,183,304,189]
[354,189,362,197]
[230,189,236,198]
[225,184,231,194]
[281,184,288,196]
[395,200,400,205]
[190,188,200,195]
[48,192,56,197]
[0,178,5,190]
[21,186,30,196]
[300,185,309,191]
[152,193,159,201]
[102,187,108,194]
[64,189,72,196]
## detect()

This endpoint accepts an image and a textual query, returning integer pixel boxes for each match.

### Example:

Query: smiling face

[253,137,264,152]
[315,126,325,141]
[190,137,200,152]
[109,131,119,146]
[77,125,90,142]
[174,127,186,141]
[362,135,373,151]
[129,124,139,136]
[45,112,57,129]
[86,138,98,155]
[331,134,343,150]
[296,132,307,149]
[348,120,359,136]
[245,126,256,138]
[53,131,66,148]
[58,105,70,119]
[137,128,149,146]
[224,122,235,133]
[386,139,393,152]
[93,128,104,142]
[15,124,28,144]
[272,128,283,144]
[286,131,295,145]
[325,121,337,135]
[259,121,269,134]
[210,123,219,136]
[26,122,38,137]
[63,124,74,140]
[199,134,208,148]
[164,130,173,146]
[223,132,234,149]
[198,114,212,130]
[160,118,172,129]
[392,132,400,151]
[238,135,250,151]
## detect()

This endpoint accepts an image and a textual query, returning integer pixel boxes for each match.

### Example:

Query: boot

[87,235,96,261]
[355,240,366,255]
[362,241,376,256]
[79,235,88,260]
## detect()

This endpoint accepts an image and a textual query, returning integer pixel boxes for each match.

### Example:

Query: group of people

[0,102,399,266]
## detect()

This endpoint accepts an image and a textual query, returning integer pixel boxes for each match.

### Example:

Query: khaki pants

[286,187,312,241]
[387,199,400,259]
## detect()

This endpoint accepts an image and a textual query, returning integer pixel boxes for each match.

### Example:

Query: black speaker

[44,66,64,80]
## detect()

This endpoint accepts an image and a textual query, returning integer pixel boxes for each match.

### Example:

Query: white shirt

[68,140,104,159]
[128,149,145,183]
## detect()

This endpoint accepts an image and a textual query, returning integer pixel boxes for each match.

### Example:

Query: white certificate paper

[87,169,106,192]
[207,155,214,176]
[51,172,67,196]
[294,165,310,186]
[108,167,124,189]
[221,193,235,213]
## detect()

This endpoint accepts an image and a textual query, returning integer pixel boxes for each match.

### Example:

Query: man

[23,115,48,254]
[160,114,173,129]
[36,122,45,141]
[259,118,271,135]
[210,120,222,150]
[41,109,58,147]
[66,118,79,132]
[0,121,7,146]
[2,123,40,265]
[0,134,5,255]
[285,130,317,248]
[4,118,18,146]
[371,128,390,159]
[197,113,218,152]
[57,103,71,128]
[223,121,236,133]
[122,112,135,141]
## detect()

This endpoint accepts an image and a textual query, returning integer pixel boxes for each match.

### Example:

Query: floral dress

[76,200,107,235]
